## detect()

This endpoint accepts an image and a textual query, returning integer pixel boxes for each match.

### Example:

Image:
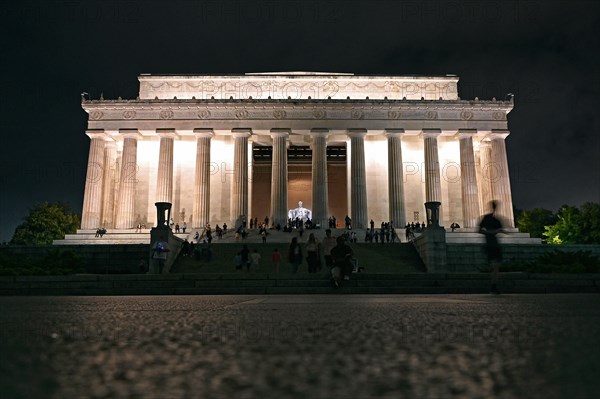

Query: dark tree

[516,208,557,240]
[11,202,80,245]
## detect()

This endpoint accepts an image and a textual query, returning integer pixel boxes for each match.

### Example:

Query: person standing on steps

[479,200,504,294]
[330,236,353,287]
[288,237,302,274]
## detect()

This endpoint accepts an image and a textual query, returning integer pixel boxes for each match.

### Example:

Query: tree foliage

[516,207,557,240]
[543,203,600,245]
[11,202,80,245]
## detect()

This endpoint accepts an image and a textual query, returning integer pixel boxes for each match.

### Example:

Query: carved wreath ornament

[351,109,364,119]
[273,109,287,119]
[197,110,211,119]
[159,110,174,119]
[89,111,103,120]
[313,109,326,119]
[123,110,136,119]
[388,111,402,120]
[235,109,249,119]
[460,111,473,120]
[492,111,506,120]
[425,111,438,120]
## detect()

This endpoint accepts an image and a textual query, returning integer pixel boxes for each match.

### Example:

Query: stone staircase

[444,227,542,244]
[171,242,425,274]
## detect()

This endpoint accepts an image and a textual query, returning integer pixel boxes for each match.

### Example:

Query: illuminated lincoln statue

[79,72,515,231]
[288,201,312,222]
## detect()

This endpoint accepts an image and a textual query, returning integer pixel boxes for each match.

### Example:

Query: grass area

[503,249,600,273]
[0,249,86,276]
[172,242,424,274]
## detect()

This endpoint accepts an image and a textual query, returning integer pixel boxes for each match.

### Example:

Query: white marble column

[115,129,141,229]
[423,129,443,202]
[478,139,494,215]
[346,139,352,222]
[192,129,213,228]
[100,141,117,228]
[155,129,177,203]
[423,129,443,223]
[490,130,515,227]
[457,129,481,227]
[231,129,251,227]
[270,129,289,227]
[385,129,406,227]
[81,130,107,229]
[247,138,254,226]
[348,129,368,229]
[311,129,329,228]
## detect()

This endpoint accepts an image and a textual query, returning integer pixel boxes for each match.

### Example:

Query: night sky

[0,0,598,242]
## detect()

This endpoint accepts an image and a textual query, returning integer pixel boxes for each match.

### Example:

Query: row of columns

[80,127,515,230]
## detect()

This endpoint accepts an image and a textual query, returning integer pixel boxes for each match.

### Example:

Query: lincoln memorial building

[79,72,515,231]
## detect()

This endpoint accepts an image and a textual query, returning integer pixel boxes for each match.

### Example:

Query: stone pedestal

[149,202,176,274]
[348,129,368,229]
[311,129,329,228]
[192,129,213,228]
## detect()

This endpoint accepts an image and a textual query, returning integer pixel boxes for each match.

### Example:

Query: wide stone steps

[171,242,425,274]
[445,231,541,244]
[2,272,599,295]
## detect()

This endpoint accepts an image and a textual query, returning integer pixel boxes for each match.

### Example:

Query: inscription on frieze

[139,75,459,100]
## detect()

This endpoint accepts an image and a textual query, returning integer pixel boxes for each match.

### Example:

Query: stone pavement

[1,294,599,398]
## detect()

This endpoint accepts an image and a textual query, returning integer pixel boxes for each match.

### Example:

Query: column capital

[479,138,492,148]
[86,129,109,140]
[231,128,252,138]
[421,128,442,138]
[490,129,510,140]
[347,128,367,138]
[118,128,142,139]
[270,128,290,138]
[156,128,179,139]
[384,128,405,137]
[310,128,329,138]
[193,128,214,139]
[456,129,478,139]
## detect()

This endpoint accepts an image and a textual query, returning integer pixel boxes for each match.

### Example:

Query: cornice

[82,98,511,123]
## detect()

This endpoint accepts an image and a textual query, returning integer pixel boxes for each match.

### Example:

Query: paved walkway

[1,294,599,398]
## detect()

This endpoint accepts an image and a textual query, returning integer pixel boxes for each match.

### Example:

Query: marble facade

[80,72,515,230]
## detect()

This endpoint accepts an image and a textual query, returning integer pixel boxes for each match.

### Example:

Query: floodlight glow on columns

[155,129,178,203]
[456,129,480,228]
[347,128,368,229]
[270,128,290,227]
[230,128,252,227]
[115,129,142,229]
[488,129,514,227]
[311,128,329,228]
[385,128,406,227]
[81,129,111,229]
[192,128,214,228]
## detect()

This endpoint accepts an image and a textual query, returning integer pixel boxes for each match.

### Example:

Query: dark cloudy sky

[0,0,599,241]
